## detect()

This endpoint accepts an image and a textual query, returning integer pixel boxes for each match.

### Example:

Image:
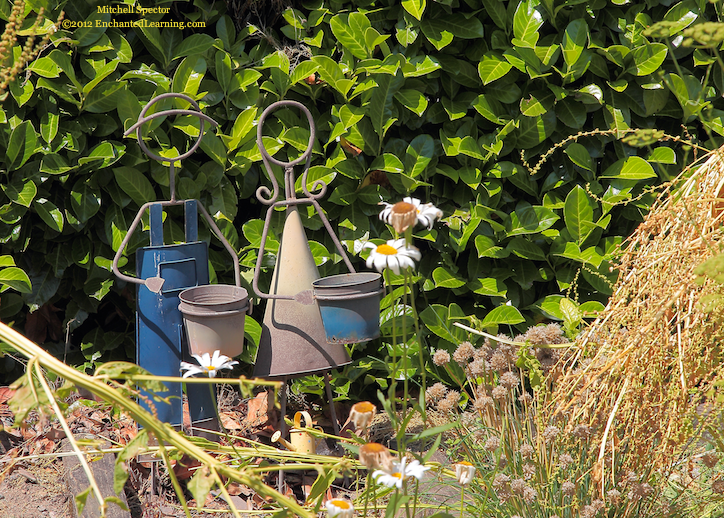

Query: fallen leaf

[245,391,272,428]
[219,412,242,431]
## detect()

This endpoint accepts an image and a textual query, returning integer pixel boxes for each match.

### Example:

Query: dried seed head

[713,479,724,494]
[467,358,487,377]
[518,392,533,404]
[484,436,500,452]
[510,478,526,494]
[492,385,508,400]
[542,425,560,444]
[432,349,450,366]
[607,489,621,503]
[573,424,592,440]
[558,453,574,470]
[628,482,653,502]
[519,443,534,458]
[522,462,536,480]
[437,390,459,413]
[453,341,475,364]
[522,486,536,503]
[490,352,509,371]
[473,395,494,411]
[425,382,447,402]
[561,481,576,496]
[499,371,519,389]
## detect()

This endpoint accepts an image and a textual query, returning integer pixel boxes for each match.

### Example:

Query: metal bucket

[312,272,383,344]
[178,285,249,357]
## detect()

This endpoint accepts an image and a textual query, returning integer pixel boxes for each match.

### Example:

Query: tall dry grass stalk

[544,145,724,510]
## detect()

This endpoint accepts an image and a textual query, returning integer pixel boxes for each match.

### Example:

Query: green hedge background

[0,0,722,393]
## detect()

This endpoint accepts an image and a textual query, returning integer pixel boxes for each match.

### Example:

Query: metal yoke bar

[185,200,198,242]
[149,204,163,247]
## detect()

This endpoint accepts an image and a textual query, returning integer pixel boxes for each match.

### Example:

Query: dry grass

[543,145,724,509]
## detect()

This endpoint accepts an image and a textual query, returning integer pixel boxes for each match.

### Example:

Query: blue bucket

[312,272,383,344]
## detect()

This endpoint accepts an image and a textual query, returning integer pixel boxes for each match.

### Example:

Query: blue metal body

[136,200,215,427]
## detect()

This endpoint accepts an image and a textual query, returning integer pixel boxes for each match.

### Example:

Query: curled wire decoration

[255,100,323,205]
[123,93,219,202]
[112,93,241,290]
[251,100,357,302]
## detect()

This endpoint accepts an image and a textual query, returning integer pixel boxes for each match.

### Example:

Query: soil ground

[0,385,462,518]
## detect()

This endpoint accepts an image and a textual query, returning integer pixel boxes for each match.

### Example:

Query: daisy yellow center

[391,472,404,479]
[376,244,398,255]
[391,201,415,214]
[330,499,351,509]
[458,461,473,466]
[353,402,375,413]
[206,366,216,371]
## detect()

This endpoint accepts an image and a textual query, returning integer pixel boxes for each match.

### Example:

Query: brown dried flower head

[432,349,450,366]
[519,443,534,458]
[359,442,394,471]
[384,201,418,234]
[425,382,447,402]
[561,480,576,496]
[349,401,376,432]
[453,341,475,364]
[492,385,508,400]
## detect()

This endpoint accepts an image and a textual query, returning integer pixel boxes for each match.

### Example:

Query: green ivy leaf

[432,267,466,288]
[0,267,32,293]
[481,305,525,326]
[562,19,588,67]
[7,121,38,170]
[505,205,559,236]
[564,185,594,243]
[172,55,207,96]
[601,156,656,180]
[330,13,370,59]
[478,53,512,85]
[173,34,215,60]
[33,199,64,233]
[629,43,667,77]
[402,0,426,20]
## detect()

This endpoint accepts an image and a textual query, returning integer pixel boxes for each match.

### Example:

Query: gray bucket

[178,285,249,358]
[312,272,383,344]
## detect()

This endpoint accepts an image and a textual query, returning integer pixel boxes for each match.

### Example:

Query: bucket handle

[312,287,385,302]
[292,411,314,431]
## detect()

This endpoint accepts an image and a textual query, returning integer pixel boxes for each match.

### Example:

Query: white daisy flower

[454,461,476,486]
[362,239,421,275]
[180,350,238,378]
[325,498,354,518]
[373,458,429,488]
[379,197,442,233]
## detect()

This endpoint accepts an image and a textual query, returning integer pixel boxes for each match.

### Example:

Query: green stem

[404,482,411,518]
[407,273,425,417]
[363,471,371,517]
[402,268,410,432]
[386,268,398,427]
[460,485,465,518]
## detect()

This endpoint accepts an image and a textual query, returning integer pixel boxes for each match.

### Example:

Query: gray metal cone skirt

[253,207,352,379]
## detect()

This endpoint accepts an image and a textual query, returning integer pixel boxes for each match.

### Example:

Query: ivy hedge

[0,0,722,391]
